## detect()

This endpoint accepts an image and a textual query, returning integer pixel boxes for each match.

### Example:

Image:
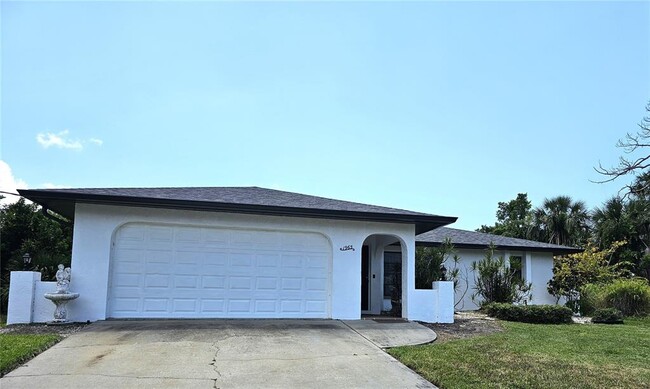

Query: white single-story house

[8,186,579,325]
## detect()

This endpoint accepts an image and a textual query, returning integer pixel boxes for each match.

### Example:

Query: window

[384,252,402,298]
[510,256,523,281]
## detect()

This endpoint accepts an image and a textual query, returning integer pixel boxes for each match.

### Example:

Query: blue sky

[1,1,648,230]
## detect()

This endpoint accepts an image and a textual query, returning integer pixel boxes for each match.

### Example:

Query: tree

[591,174,650,279]
[477,193,533,239]
[592,197,630,251]
[595,101,650,196]
[547,241,630,313]
[0,198,73,313]
[531,196,590,247]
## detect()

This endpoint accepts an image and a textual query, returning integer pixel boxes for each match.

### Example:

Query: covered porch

[359,233,454,323]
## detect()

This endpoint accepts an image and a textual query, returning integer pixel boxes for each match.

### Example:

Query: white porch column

[402,237,415,319]
[524,251,533,282]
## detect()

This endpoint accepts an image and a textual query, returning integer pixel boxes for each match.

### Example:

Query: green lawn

[389,318,650,389]
[0,333,61,377]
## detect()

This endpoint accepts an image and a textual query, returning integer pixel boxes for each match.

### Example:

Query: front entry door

[361,246,369,311]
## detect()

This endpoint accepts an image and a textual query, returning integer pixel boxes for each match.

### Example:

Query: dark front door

[361,245,369,311]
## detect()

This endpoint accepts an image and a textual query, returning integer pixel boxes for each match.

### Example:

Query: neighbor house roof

[18,187,457,234]
[416,227,582,255]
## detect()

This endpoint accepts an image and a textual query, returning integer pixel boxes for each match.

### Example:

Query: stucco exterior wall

[450,248,557,310]
[67,203,419,322]
[528,252,557,305]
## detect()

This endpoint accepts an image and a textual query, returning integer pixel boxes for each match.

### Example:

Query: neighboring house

[415,228,581,310]
[11,186,579,324]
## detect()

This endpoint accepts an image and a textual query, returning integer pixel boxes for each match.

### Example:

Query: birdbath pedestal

[44,292,79,325]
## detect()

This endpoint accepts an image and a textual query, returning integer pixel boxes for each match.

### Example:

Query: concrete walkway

[344,319,437,348]
[1,320,437,389]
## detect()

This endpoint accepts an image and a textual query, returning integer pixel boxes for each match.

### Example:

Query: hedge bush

[484,303,573,324]
[581,278,650,317]
[591,308,624,324]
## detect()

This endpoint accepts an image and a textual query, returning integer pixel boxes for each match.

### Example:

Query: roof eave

[18,189,457,232]
[414,240,583,255]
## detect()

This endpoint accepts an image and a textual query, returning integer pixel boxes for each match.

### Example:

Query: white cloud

[0,160,28,205]
[36,130,83,150]
[41,182,69,189]
[35,130,103,150]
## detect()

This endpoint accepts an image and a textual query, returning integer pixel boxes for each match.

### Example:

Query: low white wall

[7,272,40,324]
[409,281,454,323]
[34,281,58,323]
[7,272,67,324]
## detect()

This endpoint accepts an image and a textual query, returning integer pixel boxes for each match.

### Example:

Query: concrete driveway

[2,320,436,388]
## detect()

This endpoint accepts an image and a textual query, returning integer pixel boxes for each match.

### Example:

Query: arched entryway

[361,234,407,318]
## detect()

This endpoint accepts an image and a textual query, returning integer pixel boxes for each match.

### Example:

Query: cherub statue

[55,264,71,293]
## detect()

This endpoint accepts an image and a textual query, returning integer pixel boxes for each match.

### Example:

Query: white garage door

[108,223,331,319]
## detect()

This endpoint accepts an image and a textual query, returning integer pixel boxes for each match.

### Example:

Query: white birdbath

[44,291,79,325]
[44,264,79,325]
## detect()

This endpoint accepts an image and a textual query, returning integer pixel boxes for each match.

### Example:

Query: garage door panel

[175,227,202,242]
[202,276,226,289]
[255,300,277,313]
[201,299,225,312]
[256,253,280,267]
[228,299,251,312]
[174,275,199,289]
[256,277,278,290]
[145,250,173,264]
[173,299,197,313]
[143,298,168,312]
[229,276,253,290]
[109,224,331,318]
[144,274,170,288]
[205,252,228,265]
[113,274,141,288]
[148,226,174,241]
[306,301,327,313]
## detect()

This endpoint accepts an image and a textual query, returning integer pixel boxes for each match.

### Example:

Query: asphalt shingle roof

[30,186,433,215]
[18,186,457,234]
[416,227,581,254]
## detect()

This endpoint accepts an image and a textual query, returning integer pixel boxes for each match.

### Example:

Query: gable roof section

[18,186,457,235]
[416,227,581,255]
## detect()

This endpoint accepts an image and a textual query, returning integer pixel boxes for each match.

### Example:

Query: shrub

[415,239,453,289]
[581,278,650,317]
[580,283,606,316]
[591,308,624,324]
[484,303,573,324]
[472,244,531,306]
[547,241,629,312]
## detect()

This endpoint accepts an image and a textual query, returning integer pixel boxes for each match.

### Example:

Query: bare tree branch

[593,101,650,197]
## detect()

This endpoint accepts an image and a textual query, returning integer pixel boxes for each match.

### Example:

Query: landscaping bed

[390,314,650,388]
[419,312,504,343]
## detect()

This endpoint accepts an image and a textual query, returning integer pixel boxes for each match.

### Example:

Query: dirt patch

[0,322,89,338]
[420,312,504,343]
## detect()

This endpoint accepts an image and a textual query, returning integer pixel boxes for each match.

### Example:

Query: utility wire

[0,190,21,196]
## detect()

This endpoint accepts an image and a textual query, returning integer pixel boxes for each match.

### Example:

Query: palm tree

[532,196,590,247]
[592,197,629,249]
